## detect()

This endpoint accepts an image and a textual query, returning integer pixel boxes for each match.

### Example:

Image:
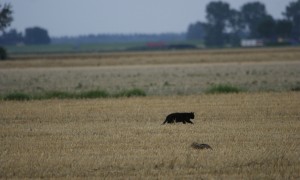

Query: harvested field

[1,47,300,178]
[0,92,300,179]
[2,47,300,68]
[1,47,300,96]
[1,61,299,96]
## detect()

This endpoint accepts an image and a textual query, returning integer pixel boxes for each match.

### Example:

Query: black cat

[162,112,194,124]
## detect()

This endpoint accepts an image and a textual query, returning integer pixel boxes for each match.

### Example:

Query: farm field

[1,47,300,96]
[1,61,300,96]
[0,92,300,179]
[0,47,300,178]
[2,46,300,68]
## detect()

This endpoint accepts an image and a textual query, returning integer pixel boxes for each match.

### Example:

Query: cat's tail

[161,119,167,125]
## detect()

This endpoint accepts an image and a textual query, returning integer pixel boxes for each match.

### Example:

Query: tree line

[187,0,300,47]
[0,4,49,46]
[1,1,299,50]
[0,3,51,59]
[52,33,185,44]
[0,27,51,45]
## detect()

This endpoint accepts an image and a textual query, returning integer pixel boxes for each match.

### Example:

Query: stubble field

[0,47,300,179]
[1,93,300,179]
[1,47,300,96]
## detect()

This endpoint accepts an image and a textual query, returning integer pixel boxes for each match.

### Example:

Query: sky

[2,0,295,37]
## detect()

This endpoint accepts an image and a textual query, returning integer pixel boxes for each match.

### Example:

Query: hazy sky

[2,0,294,37]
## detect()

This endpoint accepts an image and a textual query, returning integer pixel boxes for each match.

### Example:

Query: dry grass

[1,92,300,179]
[1,61,299,95]
[1,47,300,96]
[1,47,300,178]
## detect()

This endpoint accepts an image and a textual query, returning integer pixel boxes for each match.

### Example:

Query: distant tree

[186,21,206,41]
[0,29,23,45]
[275,20,293,38]
[0,3,13,33]
[284,0,300,38]
[227,9,244,46]
[25,27,51,45]
[241,1,268,38]
[257,15,276,39]
[228,9,243,34]
[0,3,13,60]
[204,1,232,47]
[204,23,224,47]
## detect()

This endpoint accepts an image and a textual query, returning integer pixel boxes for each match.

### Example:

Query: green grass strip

[2,89,146,101]
[3,92,31,101]
[115,88,146,97]
[206,84,243,94]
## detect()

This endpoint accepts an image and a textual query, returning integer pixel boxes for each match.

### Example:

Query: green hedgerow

[79,90,109,99]
[4,92,31,101]
[206,84,242,94]
[115,88,146,97]
[42,91,76,99]
[1,89,147,101]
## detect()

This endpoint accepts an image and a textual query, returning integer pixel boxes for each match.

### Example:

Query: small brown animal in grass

[191,142,213,150]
